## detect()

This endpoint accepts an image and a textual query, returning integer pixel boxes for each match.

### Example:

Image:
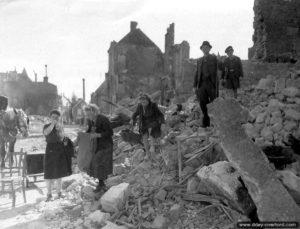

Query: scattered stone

[270,123,283,133]
[285,109,300,121]
[256,78,274,90]
[271,110,282,118]
[169,204,182,221]
[270,116,282,125]
[197,161,255,215]
[106,175,124,187]
[282,87,300,98]
[261,127,273,141]
[277,170,300,204]
[154,189,167,202]
[187,177,200,194]
[88,210,110,224]
[274,78,286,93]
[244,123,259,139]
[81,185,95,198]
[250,105,264,119]
[102,221,127,229]
[100,183,130,213]
[267,99,284,112]
[70,205,83,218]
[256,112,268,123]
[152,215,168,229]
[284,121,298,132]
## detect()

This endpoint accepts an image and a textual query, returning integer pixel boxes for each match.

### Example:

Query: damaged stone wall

[249,0,300,62]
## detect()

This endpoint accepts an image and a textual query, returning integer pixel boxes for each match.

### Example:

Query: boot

[46,193,52,202]
[57,192,65,199]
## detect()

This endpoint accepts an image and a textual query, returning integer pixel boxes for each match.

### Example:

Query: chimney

[82,78,86,102]
[43,64,48,83]
[130,21,138,31]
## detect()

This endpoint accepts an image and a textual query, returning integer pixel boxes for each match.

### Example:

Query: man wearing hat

[221,46,243,98]
[193,41,218,128]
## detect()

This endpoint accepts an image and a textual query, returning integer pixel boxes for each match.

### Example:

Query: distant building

[71,99,87,125]
[249,0,300,62]
[0,68,59,115]
[91,21,196,113]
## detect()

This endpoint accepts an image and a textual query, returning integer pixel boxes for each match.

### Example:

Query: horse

[0,108,29,168]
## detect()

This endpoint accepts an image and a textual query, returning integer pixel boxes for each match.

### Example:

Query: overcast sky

[0,0,254,100]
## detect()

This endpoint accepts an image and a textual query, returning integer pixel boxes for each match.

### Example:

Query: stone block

[187,177,200,194]
[270,123,283,133]
[243,123,259,139]
[250,105,264,119]
[285,109,300,121]
[169,204,182,221]
[256,78,274,90]
[100,183,130,213]
[284,121,298,132]
[261,127,273,141]
[256,112,268,123]
[152,215,168,229]
[282,87,300,98]
[88,210,110,225]
[267,99,284,112]
[154,189,167,201]
[197,161,255,215]
[70,205,84,218]
[102,221,127,229]
[270,116,282,125]
[210,98,300,221]
[81,185,95,198]
[277,170,300,204]
[271,110,282,118]
[274,78,286,93]
[106,175,124,187]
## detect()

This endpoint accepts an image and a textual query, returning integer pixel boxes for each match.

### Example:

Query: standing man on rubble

[221,46,243,99]
[193,41,218,128]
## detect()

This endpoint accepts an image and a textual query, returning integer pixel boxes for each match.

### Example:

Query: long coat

[221,55,243,89]
[193,54,218,99]
[87,114,113,180]
[43,124,71,179]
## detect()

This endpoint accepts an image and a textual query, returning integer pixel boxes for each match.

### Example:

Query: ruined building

[91,22,195,113]
[0,68,59,115]
[249,0,300,62]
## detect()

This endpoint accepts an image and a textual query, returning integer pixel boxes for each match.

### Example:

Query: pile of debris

[39,73,300,228]
[241,71,300,146]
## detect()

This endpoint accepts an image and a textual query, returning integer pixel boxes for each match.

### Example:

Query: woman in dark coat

[131,94,165,160]
[84,104,113,193]
[43,110,71,201]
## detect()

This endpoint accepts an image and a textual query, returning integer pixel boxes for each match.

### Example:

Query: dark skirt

[141,120,162,139]
[88,146,113,180]
[44,142,71,179]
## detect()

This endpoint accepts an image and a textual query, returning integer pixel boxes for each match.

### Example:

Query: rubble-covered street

[1,65,300,229]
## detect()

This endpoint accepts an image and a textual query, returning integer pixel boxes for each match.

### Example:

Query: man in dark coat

[193,41,218,128]
[84,104,113,193]
[221,46,243,98]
